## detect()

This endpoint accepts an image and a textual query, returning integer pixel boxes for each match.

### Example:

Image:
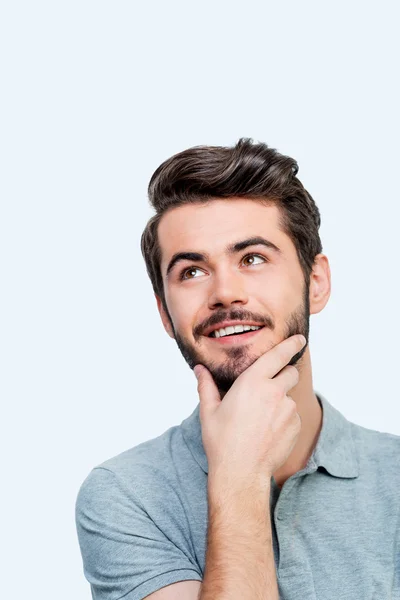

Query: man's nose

[207,271,249,309]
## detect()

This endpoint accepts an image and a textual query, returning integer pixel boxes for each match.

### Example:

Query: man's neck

[272,347,322,489]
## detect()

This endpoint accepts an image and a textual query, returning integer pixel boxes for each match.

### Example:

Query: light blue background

[1,2,399,599]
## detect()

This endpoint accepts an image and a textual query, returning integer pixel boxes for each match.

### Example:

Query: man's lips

[202,321,266,337]
[206,326,265,345]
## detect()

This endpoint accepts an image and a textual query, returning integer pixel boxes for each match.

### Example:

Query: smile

[210,324,263,338]
[208,325,265,344]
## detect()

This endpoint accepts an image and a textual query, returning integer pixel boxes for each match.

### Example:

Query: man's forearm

[200,477,279,600]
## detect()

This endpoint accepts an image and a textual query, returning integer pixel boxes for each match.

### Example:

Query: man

[75,138,400,599]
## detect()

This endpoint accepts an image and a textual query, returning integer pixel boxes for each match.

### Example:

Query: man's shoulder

[350,419,400,480]
[91,422,184,487]
[102,425,178,473]
[76,416,197,512]
[74,420,204,599]
[351,418,400,450]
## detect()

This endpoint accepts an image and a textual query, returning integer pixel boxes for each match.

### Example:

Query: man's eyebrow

[165,236,282,278]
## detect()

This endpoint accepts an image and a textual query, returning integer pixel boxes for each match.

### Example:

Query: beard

[166,282,310,397]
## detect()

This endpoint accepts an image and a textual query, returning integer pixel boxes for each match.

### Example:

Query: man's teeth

[211,325,262,338]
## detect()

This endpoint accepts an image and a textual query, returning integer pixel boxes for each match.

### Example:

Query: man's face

[157,198,310,395]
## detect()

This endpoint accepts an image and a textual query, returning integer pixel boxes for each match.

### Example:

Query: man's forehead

[158,199,284,269]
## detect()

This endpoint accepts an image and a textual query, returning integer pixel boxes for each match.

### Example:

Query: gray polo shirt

[75,392,400,599]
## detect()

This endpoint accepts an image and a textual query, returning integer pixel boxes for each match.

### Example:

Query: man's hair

[141,137,323,314]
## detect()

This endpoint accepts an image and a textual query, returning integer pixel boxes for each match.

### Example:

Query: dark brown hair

[141,137,323,314]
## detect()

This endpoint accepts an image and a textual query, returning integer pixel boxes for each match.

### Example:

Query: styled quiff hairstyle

[141,138,323,315]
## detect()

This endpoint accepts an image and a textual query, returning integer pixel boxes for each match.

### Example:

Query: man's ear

[309,254,331,316]
[155,294,175,339]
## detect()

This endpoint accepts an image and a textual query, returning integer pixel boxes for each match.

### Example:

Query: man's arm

[199,477,278,600]
[192,335,306,600]
[144,478,276,600]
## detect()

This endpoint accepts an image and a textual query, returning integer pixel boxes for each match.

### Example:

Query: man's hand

[194,334,307,491]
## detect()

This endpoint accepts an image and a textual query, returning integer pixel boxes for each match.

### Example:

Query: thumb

[193,364,221,416]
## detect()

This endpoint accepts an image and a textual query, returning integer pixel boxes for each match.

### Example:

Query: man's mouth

[209,324,263,338]
[207,325,265,344]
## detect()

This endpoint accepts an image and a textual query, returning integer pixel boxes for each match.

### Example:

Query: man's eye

[242,253,267,266]
[179,254,268,281]
[179,267,204,281]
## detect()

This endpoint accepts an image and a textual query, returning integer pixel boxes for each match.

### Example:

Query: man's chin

[204,362,250,395]
[174,331,266,392]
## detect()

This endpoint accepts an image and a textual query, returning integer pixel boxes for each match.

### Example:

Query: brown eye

[242,254,266,266]
[180,267,203,281]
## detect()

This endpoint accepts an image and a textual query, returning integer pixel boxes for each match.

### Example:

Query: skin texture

[155,197,331,488]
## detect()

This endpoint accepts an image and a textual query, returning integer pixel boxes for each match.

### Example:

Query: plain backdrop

[1,1,399,598]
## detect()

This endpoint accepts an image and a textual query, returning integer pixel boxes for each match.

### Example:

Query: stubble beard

[166,283,310,396]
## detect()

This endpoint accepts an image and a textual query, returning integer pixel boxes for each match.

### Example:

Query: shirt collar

[180,391,359,480]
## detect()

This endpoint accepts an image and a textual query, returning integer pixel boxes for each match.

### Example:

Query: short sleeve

[75,467,202,600]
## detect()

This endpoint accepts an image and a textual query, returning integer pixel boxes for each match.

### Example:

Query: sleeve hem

[113,569,202,600]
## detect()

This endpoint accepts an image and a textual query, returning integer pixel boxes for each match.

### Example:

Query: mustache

[195,309,274,338]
